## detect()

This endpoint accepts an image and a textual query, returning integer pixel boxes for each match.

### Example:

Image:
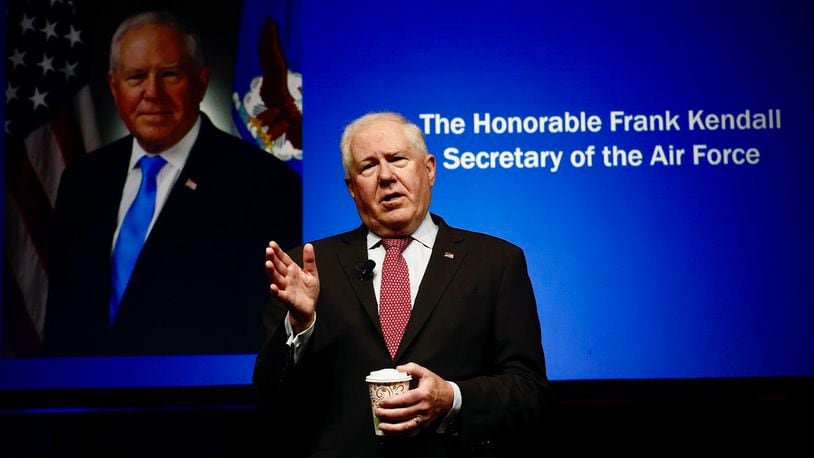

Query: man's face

[346,120,436,237]
[108,24,209,153]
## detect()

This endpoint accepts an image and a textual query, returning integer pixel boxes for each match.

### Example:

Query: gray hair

[109,11,205,73]
[340,112,429,179]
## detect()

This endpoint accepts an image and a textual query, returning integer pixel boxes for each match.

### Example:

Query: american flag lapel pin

[444,251,454,259]
[184,179,198,191]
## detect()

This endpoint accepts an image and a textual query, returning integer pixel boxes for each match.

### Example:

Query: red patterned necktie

[379,237,412,359]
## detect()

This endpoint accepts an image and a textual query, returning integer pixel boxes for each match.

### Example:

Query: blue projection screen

[1,0,812,389]
[299,0,814,380]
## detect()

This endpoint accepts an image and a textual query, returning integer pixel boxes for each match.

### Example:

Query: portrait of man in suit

[42,11,301,356]
[255,112,548,457]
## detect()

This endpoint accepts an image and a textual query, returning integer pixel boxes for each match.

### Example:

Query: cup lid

[365,368,412,383]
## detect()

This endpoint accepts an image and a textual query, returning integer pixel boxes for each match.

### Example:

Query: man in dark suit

[255,112,548,457]
[42,11,301,355]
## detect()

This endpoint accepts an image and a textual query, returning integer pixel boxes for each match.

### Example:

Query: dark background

[1,378,810,456]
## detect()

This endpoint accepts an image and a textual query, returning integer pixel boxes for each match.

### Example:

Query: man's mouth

[381,193,405,207]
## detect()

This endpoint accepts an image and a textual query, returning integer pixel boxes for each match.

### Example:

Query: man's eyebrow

[158,62,183,70]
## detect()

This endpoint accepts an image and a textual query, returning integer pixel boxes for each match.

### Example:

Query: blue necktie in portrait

[109,155,167,325]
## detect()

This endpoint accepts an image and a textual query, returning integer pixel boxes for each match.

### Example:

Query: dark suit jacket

[43,114,301,355]
[253,215,548,458]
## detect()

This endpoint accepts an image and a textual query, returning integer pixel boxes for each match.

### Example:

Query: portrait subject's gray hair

[109,11,205,73]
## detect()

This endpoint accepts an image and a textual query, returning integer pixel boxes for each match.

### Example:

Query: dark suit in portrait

[43,114,301,355]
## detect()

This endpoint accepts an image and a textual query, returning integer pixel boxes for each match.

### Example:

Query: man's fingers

[267,241,293,266]
[302,243,318,277]
[264,255,288,288]
[266,242,294,276]
[395,362,430,384]
[375,410,426,437]
[270,283,293,304]
[376,388,420,409]
[265,260,288,287]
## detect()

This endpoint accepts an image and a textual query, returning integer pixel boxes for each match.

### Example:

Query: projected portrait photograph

[3,0,302,357]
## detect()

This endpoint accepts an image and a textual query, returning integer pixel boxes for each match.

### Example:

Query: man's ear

[425,154,437,186]
[345,177,356,200]
[107,72,119,105]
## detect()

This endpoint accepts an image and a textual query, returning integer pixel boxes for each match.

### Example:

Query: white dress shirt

[111,116,201,250]
[366,212,437,307]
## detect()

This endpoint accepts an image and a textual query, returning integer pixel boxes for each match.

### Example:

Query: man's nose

[143,74,163,98]
[378,162,396,184]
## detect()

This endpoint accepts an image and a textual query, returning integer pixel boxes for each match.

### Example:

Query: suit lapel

[395,217,466,361]
[101,143,133,240]
[92,142,131,290]
[146,117,214,241]
[334,226,380,330]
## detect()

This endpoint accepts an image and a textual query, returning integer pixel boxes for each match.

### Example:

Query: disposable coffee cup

[365,368,412,436]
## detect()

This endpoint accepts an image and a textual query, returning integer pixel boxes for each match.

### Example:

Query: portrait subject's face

[346,120,436,237]
[108,24,209,153]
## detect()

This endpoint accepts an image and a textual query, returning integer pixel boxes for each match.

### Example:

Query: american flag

[4,0,100,356]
